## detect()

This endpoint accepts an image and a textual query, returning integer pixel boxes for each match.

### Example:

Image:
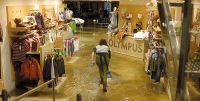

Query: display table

[108,36,148,59]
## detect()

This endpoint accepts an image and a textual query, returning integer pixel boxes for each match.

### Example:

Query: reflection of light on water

[121,97,129,101]
[64,61,99,101]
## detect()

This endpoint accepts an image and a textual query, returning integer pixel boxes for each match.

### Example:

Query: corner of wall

[0,2,16,93]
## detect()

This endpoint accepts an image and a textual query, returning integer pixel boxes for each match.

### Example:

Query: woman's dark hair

[99,39,108,46]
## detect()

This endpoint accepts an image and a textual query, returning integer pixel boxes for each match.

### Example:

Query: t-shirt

[93,45,109,53]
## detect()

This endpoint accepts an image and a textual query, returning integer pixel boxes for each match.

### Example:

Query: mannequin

[107,7,118,35]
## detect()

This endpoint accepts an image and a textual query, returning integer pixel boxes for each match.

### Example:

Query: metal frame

[176,0,192,101]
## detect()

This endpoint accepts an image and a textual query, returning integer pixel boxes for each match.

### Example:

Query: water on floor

[61,27,169,101]
[10,27,169,101]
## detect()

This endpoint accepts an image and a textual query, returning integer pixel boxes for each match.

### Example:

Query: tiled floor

[61,28,169,101]
[10,28,169,101]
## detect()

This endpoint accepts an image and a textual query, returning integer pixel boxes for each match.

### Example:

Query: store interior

[0,0,200,101]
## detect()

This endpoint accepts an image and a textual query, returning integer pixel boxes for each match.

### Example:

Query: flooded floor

[61,28,169,101]
[10,28,169,101]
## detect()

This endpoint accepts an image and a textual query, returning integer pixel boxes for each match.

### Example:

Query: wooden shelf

[26,25,36,28]
[10,33,34,38]
[9,27,28,32]
[26,51,40,55]
[153,38,163,40]
[154,46,164,49]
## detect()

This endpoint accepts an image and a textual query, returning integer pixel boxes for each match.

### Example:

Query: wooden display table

[108,36,148,59]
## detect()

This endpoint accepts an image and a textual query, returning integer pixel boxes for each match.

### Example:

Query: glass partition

[157,0,183,100]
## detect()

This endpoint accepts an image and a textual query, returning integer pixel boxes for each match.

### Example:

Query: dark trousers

[96,53,109,91]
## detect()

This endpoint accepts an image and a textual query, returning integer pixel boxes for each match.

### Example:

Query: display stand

[108,35,148,59]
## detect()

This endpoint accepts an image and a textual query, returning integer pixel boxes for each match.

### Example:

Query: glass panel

[185,1,200,100]
[157,1,183,100]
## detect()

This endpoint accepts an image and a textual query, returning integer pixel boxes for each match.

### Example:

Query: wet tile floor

[10,28,169,101]
[61,28,169,101]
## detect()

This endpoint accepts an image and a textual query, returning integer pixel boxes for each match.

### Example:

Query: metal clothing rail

[14,79,56,101]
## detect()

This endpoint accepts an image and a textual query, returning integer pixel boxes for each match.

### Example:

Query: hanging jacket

[69,20,77,33]
[55,56,65,75]
[12,41,29,62]
[43,56,58,82]
[149,49,158,71]
[20,58,42,80]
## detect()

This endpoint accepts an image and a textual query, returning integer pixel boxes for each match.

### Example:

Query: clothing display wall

[6,3,81,90]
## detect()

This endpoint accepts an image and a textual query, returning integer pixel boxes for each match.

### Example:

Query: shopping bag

[107,71,112,78]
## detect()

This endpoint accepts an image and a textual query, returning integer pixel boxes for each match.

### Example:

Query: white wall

[0,0,15,92]
[0,0,62,92]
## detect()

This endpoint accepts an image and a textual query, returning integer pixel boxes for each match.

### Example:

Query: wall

[0,0,15,92]
[0,0,63,92]
[118,0,148,30]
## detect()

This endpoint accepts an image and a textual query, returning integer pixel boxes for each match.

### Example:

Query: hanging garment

[64,40,68,57]
[155,51,165,82]
[74,39,80,52]
[72,18,85,24]
[20,58,42,80]
[66,10,73,20]
[12,41,29,62]
[71,38,75,55]
[145,49,151,72]
[67,25,74,38]
[55,56,65,76]
[54,49,64,56]
[148,49,159,80]
[34,12,45,29]
[67,39,71,56]
[14,61,22,71]
[69,20,77,33]
[48,33,53,43]
[51,57,55,79]
[43,56,58,82]
[60,11,66,21]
